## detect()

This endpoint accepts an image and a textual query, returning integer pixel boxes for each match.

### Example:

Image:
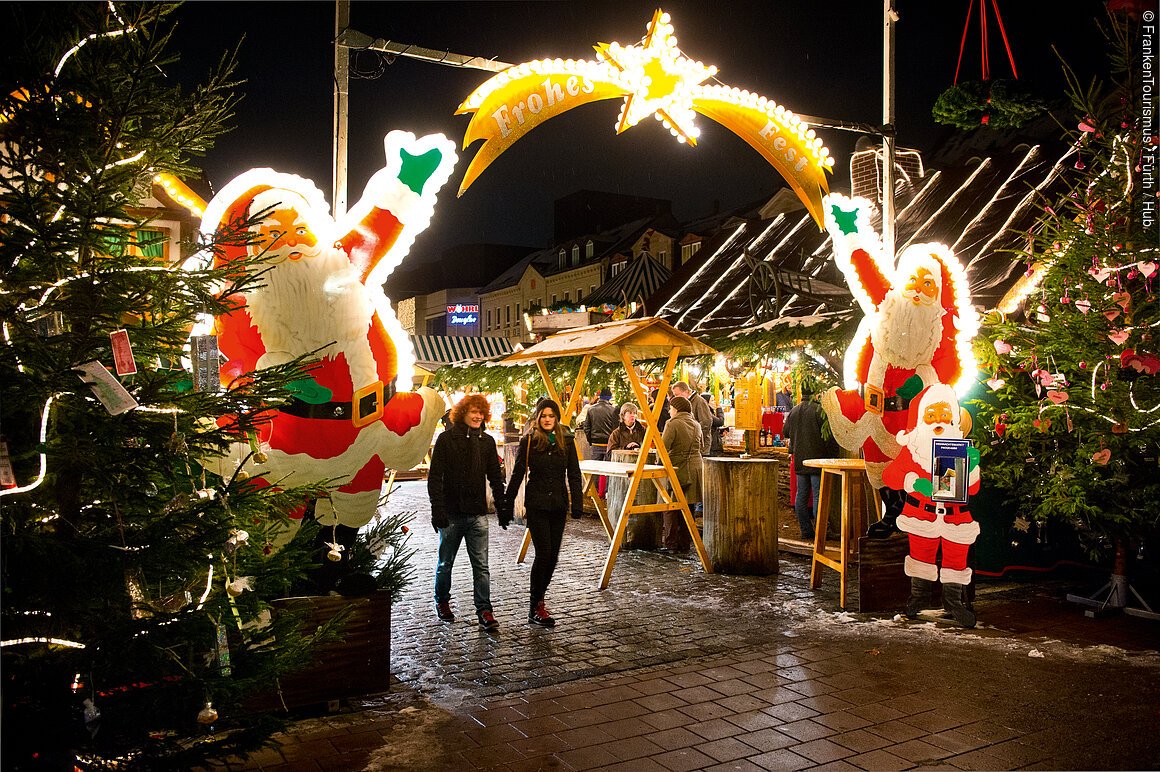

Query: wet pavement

[224,481,1160,771]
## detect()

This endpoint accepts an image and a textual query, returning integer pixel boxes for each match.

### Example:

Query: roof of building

[650,143,1072,334]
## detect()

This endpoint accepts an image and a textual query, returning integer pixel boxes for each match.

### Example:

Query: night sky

[162,1,1104,262]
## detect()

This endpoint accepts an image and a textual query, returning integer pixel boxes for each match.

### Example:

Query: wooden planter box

[249,591,391,712]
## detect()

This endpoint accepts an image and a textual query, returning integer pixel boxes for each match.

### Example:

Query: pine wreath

[932,79,1045,130]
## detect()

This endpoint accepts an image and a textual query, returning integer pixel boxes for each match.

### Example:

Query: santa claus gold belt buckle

[352,381,385,428]
[863,384,885,415]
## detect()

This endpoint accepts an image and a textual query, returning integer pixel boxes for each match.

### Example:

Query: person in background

[607,402,646,452]
[649,386,670,433]
[671,381,713,456]
[580,387,617,461]
[428,394,509,629]
[660,396,703,552]
[580,386,617,496]
[783,386,839,539]
[505,398,584,626]
[702,392,725,456]
[775,383,794,413]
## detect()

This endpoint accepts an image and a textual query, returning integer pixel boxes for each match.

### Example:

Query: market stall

[500,317,718,589]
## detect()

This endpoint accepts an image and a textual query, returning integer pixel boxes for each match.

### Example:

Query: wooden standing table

[804,458,882,609]
[517,459,669,588]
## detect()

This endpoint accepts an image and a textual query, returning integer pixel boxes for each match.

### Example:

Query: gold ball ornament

[254,451,269,464]
[327,547,344,562]
[235,470,250,482]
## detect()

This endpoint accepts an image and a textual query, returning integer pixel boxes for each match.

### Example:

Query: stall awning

[410,335,513,368]
[585,253,672,308]
[501,316,716,364]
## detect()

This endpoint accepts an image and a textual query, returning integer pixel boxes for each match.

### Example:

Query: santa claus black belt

[857,385,909,413]
[280,379,395,428]
[905,494,964,514]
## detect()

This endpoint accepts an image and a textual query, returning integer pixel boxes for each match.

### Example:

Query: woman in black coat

[506,398,583,626]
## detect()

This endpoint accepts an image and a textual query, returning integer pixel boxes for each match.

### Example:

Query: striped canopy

[410,334,513,369]
[585,253,671,310]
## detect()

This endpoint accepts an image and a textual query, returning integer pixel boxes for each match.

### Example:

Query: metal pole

[333,0,351,218]
[882,0,898,263]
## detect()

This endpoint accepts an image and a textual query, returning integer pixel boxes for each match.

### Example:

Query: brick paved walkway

[228,481,1160,771]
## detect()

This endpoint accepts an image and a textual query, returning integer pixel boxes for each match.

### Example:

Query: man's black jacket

[428,423,506,522]
[582,399,617,445]
[506,432,584,517]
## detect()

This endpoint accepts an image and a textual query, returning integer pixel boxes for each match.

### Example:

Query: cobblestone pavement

[230,481,1160,771]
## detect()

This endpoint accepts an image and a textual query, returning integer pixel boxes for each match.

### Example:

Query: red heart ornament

[1139,261,1157,279]
[1104,309,1122,321]
[1047,390,1069,404]
[1075,299,1092,314]
[1032,418,1052,432]
[1109,330,1131,345]
[994,340,1013,355]
[1091,449,1111,465]
[1112,292,1131,311]
[1112,423,1128,434]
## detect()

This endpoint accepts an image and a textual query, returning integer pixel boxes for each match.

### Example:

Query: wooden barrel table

[702,456,780,575]
[607,449,662,549]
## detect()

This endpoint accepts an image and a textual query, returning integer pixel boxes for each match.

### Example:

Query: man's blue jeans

[434,515,491,613]
[795,472,822,538]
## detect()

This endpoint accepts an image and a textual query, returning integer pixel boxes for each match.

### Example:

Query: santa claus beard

[871,290,946,370]
[244,243,375,378]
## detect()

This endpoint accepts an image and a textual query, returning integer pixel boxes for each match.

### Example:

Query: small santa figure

[882,383,981,628]
[199,131,454,535]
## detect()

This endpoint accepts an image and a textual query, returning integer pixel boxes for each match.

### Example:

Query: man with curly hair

[428,394,510,629]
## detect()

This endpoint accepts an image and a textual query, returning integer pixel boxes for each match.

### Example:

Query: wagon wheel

[743,248,778,323]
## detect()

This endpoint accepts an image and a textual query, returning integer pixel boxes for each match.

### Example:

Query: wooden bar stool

[804,458,881,609]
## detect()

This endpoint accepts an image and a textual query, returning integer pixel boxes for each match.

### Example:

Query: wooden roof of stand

[501,317,716,364]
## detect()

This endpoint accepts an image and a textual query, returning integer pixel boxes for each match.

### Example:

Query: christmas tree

[1,4,340,765]
[974,6,1158,610]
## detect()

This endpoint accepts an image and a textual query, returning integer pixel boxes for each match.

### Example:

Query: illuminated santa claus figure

[819,192,978,516]
[882,383,980,628]
[199,131,455,534]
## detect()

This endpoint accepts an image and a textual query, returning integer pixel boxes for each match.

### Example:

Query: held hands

[497,506,513,530]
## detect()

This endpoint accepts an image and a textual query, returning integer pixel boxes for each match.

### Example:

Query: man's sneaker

[528,601,556,627]
[479,610,499,630]
[436,601,455,623]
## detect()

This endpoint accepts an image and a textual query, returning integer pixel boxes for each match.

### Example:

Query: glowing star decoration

[192,131,454,533]
[818,193,980,489]
[456,8,834,227]
[595,9,716,143]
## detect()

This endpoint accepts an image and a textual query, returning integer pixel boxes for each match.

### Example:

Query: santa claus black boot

[905,578,932,619]
[941,583,976,628]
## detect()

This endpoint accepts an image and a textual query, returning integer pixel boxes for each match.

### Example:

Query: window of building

[571,245,580,266]
[577,288,583,302]
[558,249,566,270]
[612,261,626,277]
[551,294,557,305]
[505,305,511,326]
[681,241,701,262]
[564,291,570,303]
[658,250,667,263]
[486,309,491,330]
[586,240,594,259]
[590,285,596,295]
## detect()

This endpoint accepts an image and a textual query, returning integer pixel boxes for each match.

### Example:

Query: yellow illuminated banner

[456,64,629,195]
[692,88,830,228]
[456,9,834,228]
